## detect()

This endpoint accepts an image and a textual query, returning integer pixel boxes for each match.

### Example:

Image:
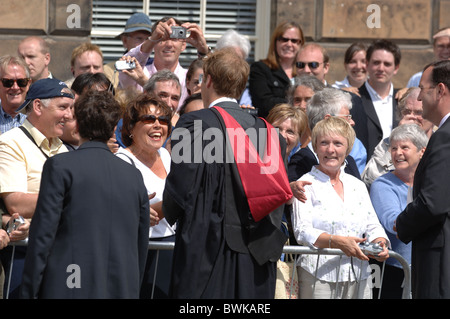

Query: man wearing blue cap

[0,78,74,298]
[104,12,153,89]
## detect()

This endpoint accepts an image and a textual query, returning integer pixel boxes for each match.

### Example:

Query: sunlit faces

[434,36,450,61]
[72,51,103,77]
[154,80,181,112]
[0,64,30,111]
[296,46,329,82]
[345,50,367,86]
[153,37,186,68]
[132,105,169,150]
[18,38,50,81]
[61,106,80,146]
[293,85,314,111]
[315,134,348,173]
[186,67,203,95]
[366,49,398,87]
[272,117,300,155]
[390,139,424,172]
[417,67,437,124]
[400,98,424,127]
[38,97,74,138]
[276,27,302,62]
[335,107,355,127]
[123,31,151,51]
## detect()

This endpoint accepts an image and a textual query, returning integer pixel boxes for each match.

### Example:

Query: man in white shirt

[351,39,401,160]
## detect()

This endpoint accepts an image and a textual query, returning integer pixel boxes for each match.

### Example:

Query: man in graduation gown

[162,48,290,299]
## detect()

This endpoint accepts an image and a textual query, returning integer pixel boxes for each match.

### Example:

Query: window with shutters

[91,0,271,67]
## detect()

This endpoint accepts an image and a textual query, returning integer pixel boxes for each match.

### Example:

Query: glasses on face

[139,114,170,126]
[334,114,352,121]
[401,109,423,117]
[278,37,301,45]
[1,78,30,88]
[296,61,323,69]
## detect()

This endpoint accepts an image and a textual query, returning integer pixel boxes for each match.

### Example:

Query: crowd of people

[0,11,449,299]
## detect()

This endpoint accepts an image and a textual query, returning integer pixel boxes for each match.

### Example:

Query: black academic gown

[163,102,288,299]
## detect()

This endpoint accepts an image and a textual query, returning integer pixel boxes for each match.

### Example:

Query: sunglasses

[296,61,323,69]
[139,114,170,126]
[278,37,301,45]
[1,78,30,88]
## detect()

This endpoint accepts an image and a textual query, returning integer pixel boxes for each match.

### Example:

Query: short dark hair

[121,93,173,147]
[72,72,114,95]
[179,92,203,115]
[74,90,122,142]
[366,39,401,66]
[423,60,450,89]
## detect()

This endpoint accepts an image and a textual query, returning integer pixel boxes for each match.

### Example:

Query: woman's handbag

[275,245,299,299]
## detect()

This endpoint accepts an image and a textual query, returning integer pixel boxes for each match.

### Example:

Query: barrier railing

[6,240,411,299]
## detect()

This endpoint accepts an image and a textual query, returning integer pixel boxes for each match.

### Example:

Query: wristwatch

[197,46,212,58]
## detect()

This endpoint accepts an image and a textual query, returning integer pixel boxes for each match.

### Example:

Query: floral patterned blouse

[291,166,389,282]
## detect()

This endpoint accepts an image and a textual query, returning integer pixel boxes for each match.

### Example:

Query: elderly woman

[370,124,428,298]
[291,116,389,299]
[361,87,434,189]
[287,74,325,111]
[267,103,308,159]
[116,93,174,299]
[249,21,305,118]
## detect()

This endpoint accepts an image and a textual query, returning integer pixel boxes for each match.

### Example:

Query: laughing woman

[116,93,174,299]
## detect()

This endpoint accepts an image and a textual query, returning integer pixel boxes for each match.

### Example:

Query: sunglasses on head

[1,78,30,88]
[139,114,170,126]
[278,37,301,45]
[296,61,322,69]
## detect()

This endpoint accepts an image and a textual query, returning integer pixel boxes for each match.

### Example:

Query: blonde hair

[311,116,355,158]
[70,42,103,67]
[266,103,308,139]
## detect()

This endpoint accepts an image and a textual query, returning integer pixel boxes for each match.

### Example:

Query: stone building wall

[0,0,447,88]
[0,0,92,82]
[272,0,450,88]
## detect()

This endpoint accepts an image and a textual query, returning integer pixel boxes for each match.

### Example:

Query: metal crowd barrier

[5,240,411,299]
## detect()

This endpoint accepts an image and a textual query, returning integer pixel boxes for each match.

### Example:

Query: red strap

[213,106,292,222]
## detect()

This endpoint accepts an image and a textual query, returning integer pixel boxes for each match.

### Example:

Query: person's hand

[334,235,369,261]
[341,86,361,97]
[119,56,148,87]
[182,22,209,53]
[107,136,119,153]
[395,87,408,100]
[148,193,160,226]
[369,240,389,262]
[289,180,312,203]
[0,229,9,250]
[8,213,30,242]
[240,104,255,109]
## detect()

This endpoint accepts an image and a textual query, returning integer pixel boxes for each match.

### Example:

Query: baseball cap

[116,13,152,39]
[17,78,74,112]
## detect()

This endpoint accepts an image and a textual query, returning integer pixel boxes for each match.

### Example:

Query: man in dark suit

[350,39,401,160]
[20,91,150,298]
[163,48,289,298]
[395,60,450,299]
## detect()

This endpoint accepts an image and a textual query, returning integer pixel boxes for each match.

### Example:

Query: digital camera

[115,60,136,71]
[6,215,26,235]
[170,26,188,39]
[359,241,383,256]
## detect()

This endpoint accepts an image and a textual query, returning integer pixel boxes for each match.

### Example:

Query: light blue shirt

[0,103,27,134]
[370,172,411,268]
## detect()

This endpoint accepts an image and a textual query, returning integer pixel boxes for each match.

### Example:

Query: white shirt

[116,147,175,238]
[439,112,450,128]
[291,166,389,282]
[207,97,238,109]
[365,82,394,140]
